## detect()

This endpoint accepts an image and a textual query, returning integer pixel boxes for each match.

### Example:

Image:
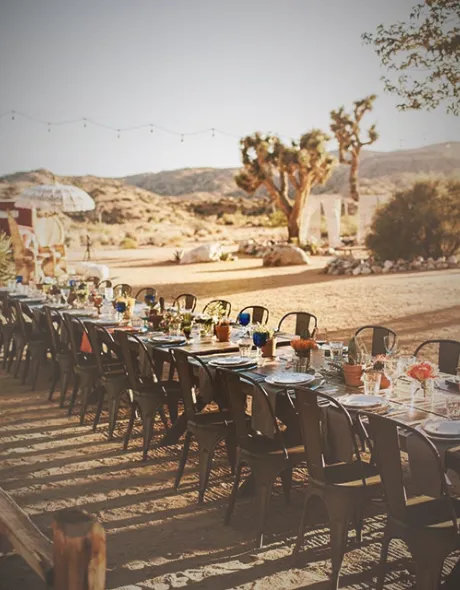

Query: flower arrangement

[291,338,318,357]
[407,361,438,397]
[253,324,274,338]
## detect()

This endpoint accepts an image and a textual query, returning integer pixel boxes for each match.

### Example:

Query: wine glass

[384,334,399,356]
[93,293,104,315]
[115,301,126,322]
[239,312,251,327]
[144,294,156,307]
[252,331,268,366]
[61,288,70,305]
[383,357,400,397]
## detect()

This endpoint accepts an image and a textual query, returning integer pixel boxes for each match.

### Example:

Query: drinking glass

[115,301,126,322]
[445,396,460,420]
[397,354,416,375]
[329,341,344,363]
[238,335,253,358]
[362,370,382,395]
[253,332,268,366]
[144,294,156,307]
[104,287,114,301]
[190,325,201,343]
[239,312,251,327]
[61,288,70,305]
[383,357,400,391]
[384,334,399,356]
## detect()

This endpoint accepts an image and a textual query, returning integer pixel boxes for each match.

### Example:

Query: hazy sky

[0,0,458,177]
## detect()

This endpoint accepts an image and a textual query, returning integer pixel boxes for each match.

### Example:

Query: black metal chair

[366,413,460,590]
[116,332,173,460]
[43,306,72,403]
[277,311,318,338]
[172,348,236,504]
[202,299,232,318]
[172,293,197,312]
[87,324,130,436]
[354,325,397,357]
[414,339,460,375]
[236,305,269,325]
[221,370,305,548]
[113,283,133,297]
[292,387,381,589]
[0,294,16,370]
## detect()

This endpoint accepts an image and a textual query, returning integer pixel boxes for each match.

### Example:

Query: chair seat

[324,460,381,488]
[405,496,460,531]
[189,409,232,429]
[240,433,305,459]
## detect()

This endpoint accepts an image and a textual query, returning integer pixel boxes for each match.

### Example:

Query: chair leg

[13,345,24,377]
[93,386,105,431]
[167,398,179,424]
[224,431,237,475]
[68,376,80,415]
[158,406,169,430]
[255,476,275,549]
[79,384,91,425]
[293,490,312,564]
[123,403,137,451]
[414,559,444,590]
[224,460,243,525]
[280,467,293,505]
[329,516,350,590]
[22,350,31,384]
[175,431,192,490]
[108,395,121,440]
[31,353,42,391]
[48,364,60,400]
[60,370,72,408]
[7,340,16,371]
[376,528,392,590]
[198,439,219,505]
[142,413,154,461]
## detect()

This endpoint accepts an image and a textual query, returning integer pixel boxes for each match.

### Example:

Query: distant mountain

[124,142,460,198]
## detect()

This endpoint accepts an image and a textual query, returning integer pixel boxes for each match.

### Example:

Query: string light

[117,129,121,139]
[83,118,87,128]
[47,123,51,132]
[211,128,215,138]
[180,134,184,143]
[11,111,15,121]
[150,125,154,134]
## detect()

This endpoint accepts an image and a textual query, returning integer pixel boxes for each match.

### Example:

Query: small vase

[262,337,277,358]
[215,324,231,342]
[343,364,364,387]
[294,352,310,373]
[380,373,391,389]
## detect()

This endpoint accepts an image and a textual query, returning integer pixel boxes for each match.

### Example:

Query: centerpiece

[215,317,232,342]
[342,336,364,386]
[291,337,318,372]
[371,354,391,389]
[407,361,438,399]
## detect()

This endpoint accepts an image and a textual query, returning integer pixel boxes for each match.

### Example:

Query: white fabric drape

[300,193,342,246]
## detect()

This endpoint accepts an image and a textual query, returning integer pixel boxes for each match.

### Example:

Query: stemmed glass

[93,293,104,315]
[61,288,70,306]
[252,331,268,366]
[115,301,126,323]
[383,357,400,398]
[238,312,251,336]
[384,334,399,356]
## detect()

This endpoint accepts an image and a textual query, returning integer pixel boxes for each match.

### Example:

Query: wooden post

[52,509,106,590]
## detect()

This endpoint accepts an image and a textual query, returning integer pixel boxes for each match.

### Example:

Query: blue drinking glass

[115,301,127,314]
[252,331,268,349]
[16,275,23,284]
[144,294,156,306]
[239,312,251,327]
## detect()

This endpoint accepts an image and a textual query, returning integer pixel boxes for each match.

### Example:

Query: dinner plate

[265,373,316,386]
[338,394,385,409]
[422,419,460,438]
[445,377,460,389]
[208,357,255,368]
[149,335,186,344]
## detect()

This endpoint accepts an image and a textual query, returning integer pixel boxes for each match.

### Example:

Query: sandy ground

[70,246,460,350]
[1,246,460,589]
[3,366,458,590]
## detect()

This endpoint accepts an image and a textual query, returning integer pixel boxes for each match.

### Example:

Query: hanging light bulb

[83,118,87,128]
[11,111,15,121]
[150,125,154,134]
[47,123,51,132]
[211,128,215,138]
[117,129,121,139]
[181,134,184,143]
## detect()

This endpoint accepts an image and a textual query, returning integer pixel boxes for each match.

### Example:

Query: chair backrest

[115,331,139,390]
[63,313,89,364]
[277,311,318,338]
[293,387,359,483]
[131,334,162,382]
[135,287,157,303]
[113,283,132,297]
[86,324,122,377]
[237,306,269,325]
[414,339,460,375]
[220,369,288,455]
[86,276,101,288]
[202,299,232,318]
[42,306,62,358]
[0,293,10,323]
[173,293,197,312]
[14,300,31,338]
[366,413,453,524]
[98,280,112,289]
[354,325,396,356]
[171,347,214,421]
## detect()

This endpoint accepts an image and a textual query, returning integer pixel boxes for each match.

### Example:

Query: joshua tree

[235,130,335,241]
[363,0,460,115]
[330,95,378,202]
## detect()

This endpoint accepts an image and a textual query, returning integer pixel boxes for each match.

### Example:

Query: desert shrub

[0,232,14,284]
[119,237,138,249]
[366,179,460,260]
[266,210,287,227]
[341,214,358,237]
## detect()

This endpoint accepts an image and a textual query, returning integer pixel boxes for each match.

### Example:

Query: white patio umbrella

[15,183,95,213]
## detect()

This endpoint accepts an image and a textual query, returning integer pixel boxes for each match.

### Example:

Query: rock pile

[324,255,459,276]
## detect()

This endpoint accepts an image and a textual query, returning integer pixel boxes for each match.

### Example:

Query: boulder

[180,243,222,265]
[448,255,458,267]
[371,265,383,274]
[263,245,310,267]
[383,260,394,270]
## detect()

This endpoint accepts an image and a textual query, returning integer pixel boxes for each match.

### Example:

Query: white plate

[209,356,250,366]
[338,394,385,409]
[265,373,316,386]
[150,335,185,344]
[422,420,460,438]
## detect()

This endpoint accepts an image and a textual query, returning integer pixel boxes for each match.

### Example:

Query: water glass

[329,341,344,363]
[384,357,400,387]
[384,334,399,356]
[190,325,201,343]
[445,396,460,420]
[104,287,114,301]
[362,370,382,395]
[238,337,252,358]
[397,354,416,374]
[310,348,325,370]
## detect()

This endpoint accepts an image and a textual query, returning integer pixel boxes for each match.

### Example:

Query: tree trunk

[287,213,300,241]
[349,152,360,202]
